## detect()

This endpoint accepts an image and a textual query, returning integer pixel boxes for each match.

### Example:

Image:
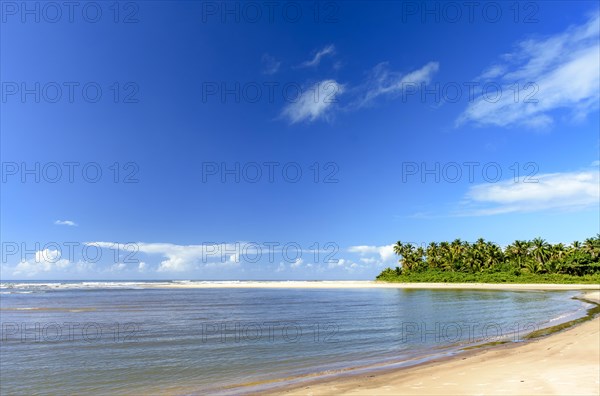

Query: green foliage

[377,235,600,284]
[376,269,600,284]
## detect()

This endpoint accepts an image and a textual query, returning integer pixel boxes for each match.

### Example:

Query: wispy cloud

[298,44,336,68]
[351,61,440,108]
[274,42,441,123]
[279,61,439,124]
[457,13,600,128]
[458,169,600,215]
[261,53,281,75]
[280,80,345,123]
[54,220,77,226]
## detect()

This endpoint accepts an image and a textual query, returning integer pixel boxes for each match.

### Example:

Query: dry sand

[262,290,600,396]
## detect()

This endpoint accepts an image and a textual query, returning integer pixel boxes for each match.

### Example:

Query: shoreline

[156,280,600,291]
[3,280,599,291]
[253,290,600,396]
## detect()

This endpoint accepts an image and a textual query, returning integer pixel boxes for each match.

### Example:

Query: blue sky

[1,1,599,280]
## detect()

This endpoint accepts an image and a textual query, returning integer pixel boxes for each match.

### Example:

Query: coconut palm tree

[393,241,409,271]
[450,239,466,271]
[393,241,422,272]
[425,242,441,269]
[552,243,567,260]
[413,246,426,272]
[465,247,482,272]
[438,242,453,271]
[531,237,551,266]
[506,240,530,268]
[523,258,542,274]
[393,241,404,257]
[583,237,600,259]
[483,242,504,270]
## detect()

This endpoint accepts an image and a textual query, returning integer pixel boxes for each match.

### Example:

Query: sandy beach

[262,290,600,396]
[157,280,600,291]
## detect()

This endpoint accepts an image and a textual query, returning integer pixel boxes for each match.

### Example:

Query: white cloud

[276,258,313,272]
[460,169,600,215]
[54,220,77,226]
[352,61,440,108]
[327,258,345,268]
[90,242,254,272]
[110,263,127,272]
[3,241,395,278]
[102,242,201,272]
[298,44,335,68]
[325,258,360,272]
[458,13,600,128]
[13,249,71,276]
[359,257,378,264]
[290,258,304,268]
[205,260,240,270]
[343,245,396,271]
[74,261,94,273]
[261,53,281,75]
[143,243,212,272]
[280,80,344,123]
[348,244,396,264]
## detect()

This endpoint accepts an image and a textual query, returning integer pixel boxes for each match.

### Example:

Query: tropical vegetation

[376,235,600,284]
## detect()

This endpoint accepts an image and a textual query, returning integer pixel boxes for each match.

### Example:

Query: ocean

[0,281,592,395]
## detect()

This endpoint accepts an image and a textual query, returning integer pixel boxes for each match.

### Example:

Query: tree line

[378,235,600,278]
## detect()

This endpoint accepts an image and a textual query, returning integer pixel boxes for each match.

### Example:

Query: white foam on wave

[547,305,587,323]
[0,281,160,292]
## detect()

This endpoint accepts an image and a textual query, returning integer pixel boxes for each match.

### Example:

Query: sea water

[0,282,592,394]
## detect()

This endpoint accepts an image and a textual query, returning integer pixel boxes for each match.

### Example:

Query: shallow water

[0,282,591,395]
